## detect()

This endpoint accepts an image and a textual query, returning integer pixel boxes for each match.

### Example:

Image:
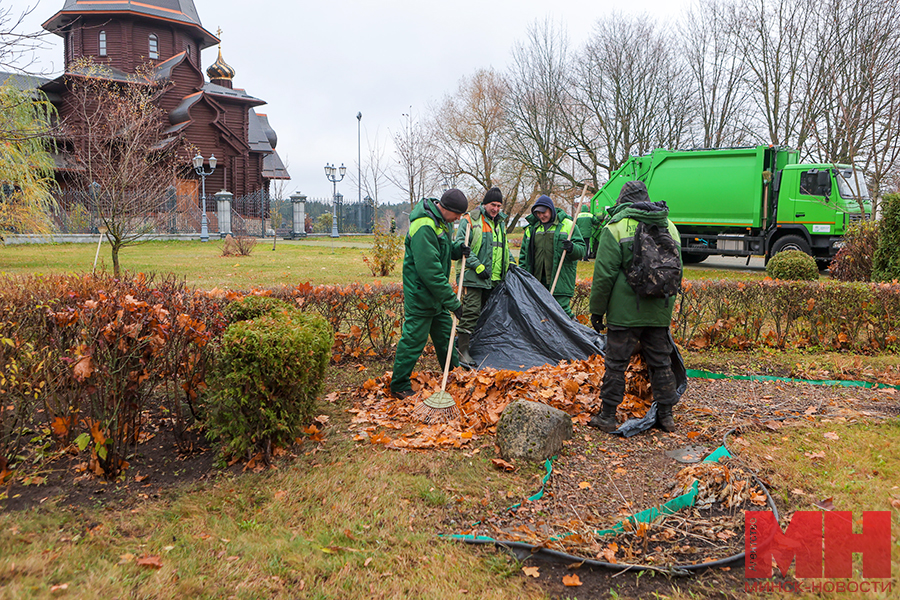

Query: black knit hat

[482,187,503,205]
[439,188,468,214]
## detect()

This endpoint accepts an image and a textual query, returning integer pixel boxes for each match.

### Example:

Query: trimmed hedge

[205,310,333,460]
[766,250,819,281]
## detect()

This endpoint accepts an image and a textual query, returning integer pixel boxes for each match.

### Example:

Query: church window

[149,34,158,59]
[99,31,107,56]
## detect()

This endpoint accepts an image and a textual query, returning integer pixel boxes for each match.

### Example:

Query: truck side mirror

[816,171,831,196]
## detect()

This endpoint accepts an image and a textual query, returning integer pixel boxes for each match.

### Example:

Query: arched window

[99,30,107,56]
[149,34,158,59]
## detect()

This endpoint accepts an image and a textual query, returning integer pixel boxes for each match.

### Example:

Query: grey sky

[8,0,689,203]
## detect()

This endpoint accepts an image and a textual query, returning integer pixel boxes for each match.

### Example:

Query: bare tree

[430,68,509,194]
[348,128,392,229]
[0,4,50,75]
[679,0,753,147]
[64,59,182,276]
[731,0,824,152]
[570,14,695,185]
[504,18,571,198]
[387,108,438,209]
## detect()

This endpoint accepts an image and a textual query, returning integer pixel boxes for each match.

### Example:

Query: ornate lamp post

[324,162,346,238]
[192,152,217,242]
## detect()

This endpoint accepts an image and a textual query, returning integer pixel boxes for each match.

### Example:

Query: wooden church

[38,0,288,209]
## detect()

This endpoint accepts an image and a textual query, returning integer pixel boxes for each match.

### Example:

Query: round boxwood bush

[224,295,293,323]
[766,250,819,281]
[206,309,332,459]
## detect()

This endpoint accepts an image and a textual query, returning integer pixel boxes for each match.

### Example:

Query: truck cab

[772,165,871,261]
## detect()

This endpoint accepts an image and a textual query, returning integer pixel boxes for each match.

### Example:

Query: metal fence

[46,189,377,238]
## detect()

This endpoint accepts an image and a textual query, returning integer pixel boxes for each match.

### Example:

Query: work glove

[452,305,463,321]
[561,239,574,253]
[460,244,471,258]
[476,266,491,280]
[591,313,606,333]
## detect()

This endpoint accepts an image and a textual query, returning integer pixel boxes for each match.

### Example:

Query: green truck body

[588,145,871,264]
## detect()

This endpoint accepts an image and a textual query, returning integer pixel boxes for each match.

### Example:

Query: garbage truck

[588,145,871,265]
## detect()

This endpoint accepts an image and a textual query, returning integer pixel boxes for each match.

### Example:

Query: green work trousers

[554,294,574,318]
[391,310,458,394]
[458,285,495,333]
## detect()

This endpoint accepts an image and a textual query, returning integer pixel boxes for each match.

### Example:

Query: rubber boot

[657,403,676,432]
[457,331,475,369]
[587,402,618,433]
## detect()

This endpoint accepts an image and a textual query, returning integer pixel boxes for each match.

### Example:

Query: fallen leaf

[824,432,840,440]
[890,499,900,509]
[134,474,149,483]
[686,431,700,439]
[491,458,516,472]
[814,497,835,511]
[804,405,818,415]
[522,566,540,578]
[578,481,592,490]
[274,490,287,500]
[50,583,69,592]
[136,555,163,569]
[562,573,582,587]
[791,488,807,496]
[364,557,373,567]
[118,553,135,565]
[804,451,826,460]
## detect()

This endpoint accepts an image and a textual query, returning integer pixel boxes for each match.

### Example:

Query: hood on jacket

[410,197,446,227]
[531,195,556,221]
[616,180,651,205]
[607,198,671,226]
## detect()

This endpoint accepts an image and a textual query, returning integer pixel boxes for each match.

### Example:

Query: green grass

[1,239,769,291]
[0,239,399,289]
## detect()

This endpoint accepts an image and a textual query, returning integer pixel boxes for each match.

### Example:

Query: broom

[549,183,590,296]
[411,220,471,423]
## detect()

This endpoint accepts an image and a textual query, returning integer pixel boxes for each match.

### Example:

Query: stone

[496,400,573,463]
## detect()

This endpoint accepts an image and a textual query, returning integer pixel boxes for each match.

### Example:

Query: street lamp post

[192,152,217,242]
[324,162,346,238]
[356,112,362,210]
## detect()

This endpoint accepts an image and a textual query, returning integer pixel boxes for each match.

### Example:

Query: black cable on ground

[452,427,779,575]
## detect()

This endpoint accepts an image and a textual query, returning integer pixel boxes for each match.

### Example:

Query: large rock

[496,400,573,463]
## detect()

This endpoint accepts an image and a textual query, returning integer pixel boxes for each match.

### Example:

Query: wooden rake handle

[549,183,589,296]
[440,220,471,393]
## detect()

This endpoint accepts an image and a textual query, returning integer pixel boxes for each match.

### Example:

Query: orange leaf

[562,573,582,587]
[522,566,540,578]
[136,555,163,569]
[686,431,700,439]
[491,458,516,472]
[578,481,592,489]
[73,355,94,381]
[51,415,74,437]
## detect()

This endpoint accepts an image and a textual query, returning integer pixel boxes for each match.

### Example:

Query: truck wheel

[682,252,707,264]
[770,235,811,257]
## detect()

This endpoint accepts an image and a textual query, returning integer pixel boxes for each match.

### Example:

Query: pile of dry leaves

[347,354,652,450]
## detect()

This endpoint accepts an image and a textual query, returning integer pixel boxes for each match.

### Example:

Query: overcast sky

[8,0,691,203]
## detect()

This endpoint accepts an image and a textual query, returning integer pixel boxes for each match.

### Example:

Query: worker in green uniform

[519,194,586,317]
[575,205,603,260]
[390,189,470,399]
[454,187,515,368]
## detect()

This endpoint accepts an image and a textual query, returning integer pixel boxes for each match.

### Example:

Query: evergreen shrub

[766,250,819,281]
[873,193,900,282]
[206,309,332,459]
[224,295,292,323]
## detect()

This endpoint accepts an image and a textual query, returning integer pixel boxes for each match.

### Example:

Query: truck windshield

[836,169,870,200]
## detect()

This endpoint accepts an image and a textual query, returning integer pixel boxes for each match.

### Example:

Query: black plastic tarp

[468,265,687,437]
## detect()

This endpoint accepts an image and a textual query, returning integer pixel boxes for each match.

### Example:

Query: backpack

[625,220,682,306]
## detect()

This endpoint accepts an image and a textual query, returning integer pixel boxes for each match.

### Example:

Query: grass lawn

[0,239,771,290]
[0,239,895,599]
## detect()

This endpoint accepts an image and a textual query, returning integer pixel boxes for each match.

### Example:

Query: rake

[411,220,471,423]
[549,183,590,295]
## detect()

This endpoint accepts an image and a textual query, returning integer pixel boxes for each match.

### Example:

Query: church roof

[43,0,218,49]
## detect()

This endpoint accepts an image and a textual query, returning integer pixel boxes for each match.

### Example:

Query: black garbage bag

[469,266,605,370]
[468,266,688,437]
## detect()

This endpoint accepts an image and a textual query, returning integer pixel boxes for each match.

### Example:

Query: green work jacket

[454,208,515,290]
[519,209,586,297]
[401,198,465,317]
[589,201,682,327]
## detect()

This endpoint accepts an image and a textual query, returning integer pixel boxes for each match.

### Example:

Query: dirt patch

[1,413,218,512]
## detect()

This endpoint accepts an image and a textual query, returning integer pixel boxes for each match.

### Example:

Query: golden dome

[206,46,234,81]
